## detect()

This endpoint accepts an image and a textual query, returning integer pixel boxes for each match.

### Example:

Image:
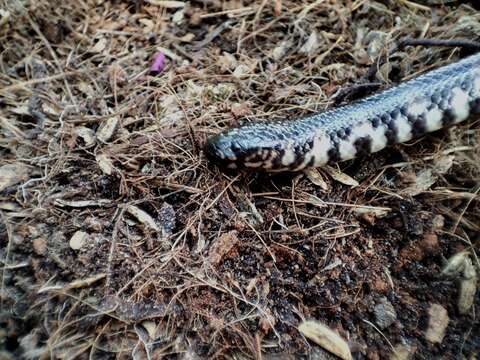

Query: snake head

[204,132,241,169]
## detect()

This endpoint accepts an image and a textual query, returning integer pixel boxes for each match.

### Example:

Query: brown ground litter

[0,1,479,359]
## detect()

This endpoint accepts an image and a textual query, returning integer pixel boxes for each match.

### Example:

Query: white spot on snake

[339,140,357,161]
[425,107,443,132]
[352,122,388,152]
[450,87,469,123]
[281,148,296,166]
[369,125,388,153]
[395,116,412,143]
[311,133,332,167]
[342,122,388,157]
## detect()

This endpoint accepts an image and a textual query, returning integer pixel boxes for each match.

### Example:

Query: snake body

[205,53,480,172]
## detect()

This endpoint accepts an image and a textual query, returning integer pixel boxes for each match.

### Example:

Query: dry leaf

[66,273,106,289]
[441,250,469,277]
[272,40,291,61]
[91,37,108,53]
[96,153,114,175]
[432,155,454,174]
[75,126,96,147]
[127,205,160,232]
[141,321,157,340]
[353,206,390,223]
[402,169,436,196]
[172,9,184,24]
[458,258,477,315]
[139,18,155,32]
[77,81,95,96]
[233,64,251,78]
[300,31,319,55]
[146,0,186,8]
[0,202,21,211]
[304,168,329,190]
[156,46,181,61]
[0,163,30,192]
[218,52,237,72]
[54,199,113,208]
[38,273,106,293]
[402,156,454,196]
[298,320,352,360]
[324,166,359,187]
[96,117,119,143]
[0,9,10,27]
[425,304,449,344]
[390,343,415,360]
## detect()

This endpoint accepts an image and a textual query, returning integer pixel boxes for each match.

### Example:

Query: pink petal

[150,51,165,75]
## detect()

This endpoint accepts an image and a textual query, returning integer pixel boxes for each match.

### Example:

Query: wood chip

[127,205,160,232]
[69,230,89,250]
[209,230,239,266]
[298,320,352,360]
[0,163,30,192]
[425,304,449,344]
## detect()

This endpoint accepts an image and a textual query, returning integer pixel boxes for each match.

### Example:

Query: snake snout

[205,133,239,168]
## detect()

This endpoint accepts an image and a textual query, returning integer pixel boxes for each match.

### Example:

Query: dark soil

[0,1,479,359]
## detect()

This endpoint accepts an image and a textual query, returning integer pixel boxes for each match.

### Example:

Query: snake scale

[205,52,480,172]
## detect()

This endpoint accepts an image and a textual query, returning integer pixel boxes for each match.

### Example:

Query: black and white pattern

[205,53,480,172]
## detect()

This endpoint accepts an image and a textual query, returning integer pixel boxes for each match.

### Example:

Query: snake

[205,52,480,172]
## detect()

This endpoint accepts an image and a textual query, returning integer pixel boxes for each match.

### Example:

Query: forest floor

[0,1,479,359]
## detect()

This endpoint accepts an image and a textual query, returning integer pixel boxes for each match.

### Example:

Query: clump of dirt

[0,1,479,359]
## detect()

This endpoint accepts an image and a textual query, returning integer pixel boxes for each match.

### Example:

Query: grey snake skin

[205,53,480,172]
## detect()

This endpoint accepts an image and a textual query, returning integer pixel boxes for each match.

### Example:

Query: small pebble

[69,231,89,250]
[32,237,47,255]
[373,298,397,329]
[425,304,449,344]
[419,233,439,255]
[431,215,444,231]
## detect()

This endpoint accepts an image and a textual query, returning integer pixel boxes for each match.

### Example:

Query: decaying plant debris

[1,1,479,359]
